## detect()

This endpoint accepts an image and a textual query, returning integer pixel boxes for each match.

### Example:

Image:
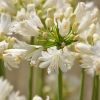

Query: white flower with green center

[75,41,100,75]
[0,77,13,100]
[0,13,11,34]
[3,49,27,70]
[0,41,8,55]
[39,46,76,73]
[8,91,26,100]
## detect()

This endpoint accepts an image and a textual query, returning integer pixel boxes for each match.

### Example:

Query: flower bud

[47,8,55,18]
[93,34,100,43]
[45,18,54,28]
[43,32,48,39]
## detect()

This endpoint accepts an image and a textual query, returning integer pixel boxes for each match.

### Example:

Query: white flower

[8,91,26,100]
[85,2,96,10]
[0,0,17,14]
[0,77,13,100]
[33,95,49,100]
[10,8,43,36]
[43,0,57,8]
[39,46,76,73]
[29,12,43,28]
[74,2,99,33]
[58,18,71,37]
[64,7,73,18]
[27,4,35,13]
[14,41,43,66]
[0,13,11,34]
[75,42,92,54]
[3,49,27,70]
[33,96,43,100]
[78,23,96,42]
[76,41,100,75]
[0,41,8,55]
[54,2,71,21]
[74,2,86,23]
[16,8,26,21]
[10,20,40,36]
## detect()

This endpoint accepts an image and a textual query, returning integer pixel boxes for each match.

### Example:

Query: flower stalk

[33,68,43,96]
[80,68,85,100]
[95,75,99,100]
[57,68,63,100]
[28,36,34,100]
[92,74,99,100]
[0,59,5,77]
[92,74,96,100]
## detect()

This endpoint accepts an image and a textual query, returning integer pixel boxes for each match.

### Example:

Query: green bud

[87,35,93,45]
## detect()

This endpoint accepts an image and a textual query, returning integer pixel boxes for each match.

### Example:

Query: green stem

[0,59,5,77]
[28,37,34,100]
[92,74,99,100]
[80,68,85,100]
[92,74,96,100]
[28,66,34,100]
[95,75,99,100]
[33,68,43,96]
[57,68,63,100]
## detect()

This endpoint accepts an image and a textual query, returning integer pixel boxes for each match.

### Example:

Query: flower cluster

[0,0,100,100]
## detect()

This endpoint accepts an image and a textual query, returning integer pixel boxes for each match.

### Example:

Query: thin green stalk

[92,74,96,100]
[95,75,99,100]
[28,66,34,100]
[28,37,34,100]
[80,68,85,100]
[33,68,43,96]
[57,68,63,100]
[0,59,5,77]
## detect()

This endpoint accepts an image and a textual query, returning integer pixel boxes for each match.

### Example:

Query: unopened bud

[45,18,54,28]
[87,35,93,45]
[93,34,100,42]
[47,8,55,18]
[43,32,48,39]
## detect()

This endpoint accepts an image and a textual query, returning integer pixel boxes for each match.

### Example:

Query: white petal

[39,60,50,68]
